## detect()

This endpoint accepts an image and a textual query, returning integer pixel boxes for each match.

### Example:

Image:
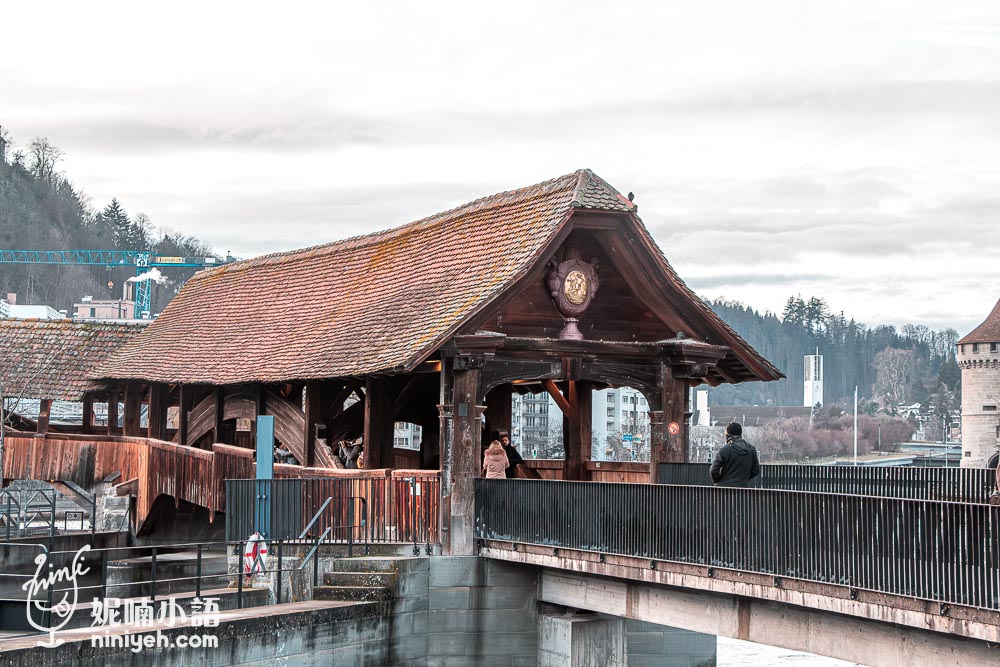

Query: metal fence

[475,479,1000,611]
[225,475,439,554]
[658,463,996,504]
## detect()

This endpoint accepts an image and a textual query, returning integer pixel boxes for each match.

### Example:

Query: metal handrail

[298,496,333,539]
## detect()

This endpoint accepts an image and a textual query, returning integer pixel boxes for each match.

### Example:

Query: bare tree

[0,125,11,165]
[27,137,64,184]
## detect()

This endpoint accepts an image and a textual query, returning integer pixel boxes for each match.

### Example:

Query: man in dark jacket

[710,422,760,487]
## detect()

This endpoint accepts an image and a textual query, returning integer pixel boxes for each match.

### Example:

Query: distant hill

[0,126,212,315]
[705,296,961,409]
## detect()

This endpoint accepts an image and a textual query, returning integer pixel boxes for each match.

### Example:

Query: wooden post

[648,363,690,483]
[178,385,192,446]
[446,357,483,556]
[563,381,593,482]
[363,378,392,469]
[37,399,52,434]
[484,384,512,441]
[664,379,689,463]
[148,383,168,441]
[213,387,226,445]
[123,384,142,437]
[303,381,335,468]
[107,389,120,435]
[81,394,94,434]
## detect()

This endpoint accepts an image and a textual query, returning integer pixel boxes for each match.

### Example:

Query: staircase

[314,557,399,602]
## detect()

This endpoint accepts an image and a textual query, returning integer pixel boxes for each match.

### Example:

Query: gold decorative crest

[563,270,588,306]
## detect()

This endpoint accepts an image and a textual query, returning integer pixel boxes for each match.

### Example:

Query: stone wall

[625,619,717,667]
[959,343,1000,467]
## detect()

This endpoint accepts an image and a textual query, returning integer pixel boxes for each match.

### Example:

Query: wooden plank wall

[2,434,444,537]
[524,459,650,483]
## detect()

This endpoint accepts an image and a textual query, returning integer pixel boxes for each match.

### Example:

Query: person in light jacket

[710,422,760,488]
[482,440,510,479]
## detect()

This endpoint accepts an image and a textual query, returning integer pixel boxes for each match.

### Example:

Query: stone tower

[958,298,1000,467]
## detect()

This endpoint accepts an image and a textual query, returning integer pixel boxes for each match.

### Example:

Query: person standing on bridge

[710,422,760,488]
[482,440,510,479]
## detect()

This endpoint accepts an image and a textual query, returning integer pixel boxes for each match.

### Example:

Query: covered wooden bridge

[4,170,781,551]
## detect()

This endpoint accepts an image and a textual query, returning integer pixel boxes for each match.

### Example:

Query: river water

[717,637,867,666]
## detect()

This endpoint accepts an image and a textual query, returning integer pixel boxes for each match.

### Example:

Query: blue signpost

[255,416,274,538]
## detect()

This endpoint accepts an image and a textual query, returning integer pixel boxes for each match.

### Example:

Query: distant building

[804,349,823,408]
[591,387,650,460]
[393,422,422,450]
[73,295,136,321]
[0,293,63,320]
[512,392,556,457]
[957,298,1000,467]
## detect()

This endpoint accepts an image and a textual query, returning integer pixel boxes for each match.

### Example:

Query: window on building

[607,421,615,431]
[984,405,998,412]
[607,407,614,417]
[89,307,96,318]
[608,395,614,404]
[973,343,979,353]
[992,343,998,353]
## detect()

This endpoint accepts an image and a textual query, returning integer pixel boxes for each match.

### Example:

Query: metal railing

[657,463,996,504]
[225,475,439,555]
[476,479,1000,611]
[0,534,336,631]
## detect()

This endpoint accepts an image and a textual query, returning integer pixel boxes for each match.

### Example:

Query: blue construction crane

[0,250,233,319]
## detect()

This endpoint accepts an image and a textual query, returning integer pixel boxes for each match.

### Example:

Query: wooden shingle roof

[0,319,145,401]
[959,299,1000,345]
[93,170,780,385]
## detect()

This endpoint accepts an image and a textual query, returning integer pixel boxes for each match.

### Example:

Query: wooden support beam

[364,378,393,469]
[303,381,338,467]
[484,384,513,441]
[543,379,571,415]
[213,387,226,445]
[107,389,120,435]
[148,383,168,441]
[36,399,52,434]
[81,394,94,433]
[447,361,484,555]
[178,385,192,446]
[123,384,142,437]
[329,398,366,444]
[648,364,689,482]
[563,381,593,482]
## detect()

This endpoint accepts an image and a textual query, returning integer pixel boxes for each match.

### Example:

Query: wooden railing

[1,433,440,537]
[523,458,650,483]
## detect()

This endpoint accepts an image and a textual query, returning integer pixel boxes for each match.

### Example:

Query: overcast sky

[3,1,999,334]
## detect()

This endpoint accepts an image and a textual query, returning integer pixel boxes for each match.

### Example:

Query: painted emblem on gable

[564,270,588,306]
[546,254,599,340]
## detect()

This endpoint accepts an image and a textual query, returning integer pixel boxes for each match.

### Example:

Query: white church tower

[804,349,823,408]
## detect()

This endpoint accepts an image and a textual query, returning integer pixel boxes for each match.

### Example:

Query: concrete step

[322,571,396,588]
[325,556,413,573]
[313,585,392,602]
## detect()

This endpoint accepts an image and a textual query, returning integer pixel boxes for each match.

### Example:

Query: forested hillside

[0,126,212,315]
[708,296,961,410]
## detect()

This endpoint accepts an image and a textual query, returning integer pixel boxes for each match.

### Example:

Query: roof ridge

[958,297,1000,344]
[206,170,587,275]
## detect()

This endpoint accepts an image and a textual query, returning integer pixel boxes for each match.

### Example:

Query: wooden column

[148,383,168,441]
[123,384,142,437]
[213,387,226,445]
[363,377,393,469]
[81,394,94,433]
[563,380,593,482]
[36,399,52,434]
[484,384,512,442]
[178,385,192,446]
[107,389,120,435]
[648,363,690,483]
[303,381,337,468]
[445,356,483,556]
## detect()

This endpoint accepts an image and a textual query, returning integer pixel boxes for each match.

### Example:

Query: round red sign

[668,422,680,435]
